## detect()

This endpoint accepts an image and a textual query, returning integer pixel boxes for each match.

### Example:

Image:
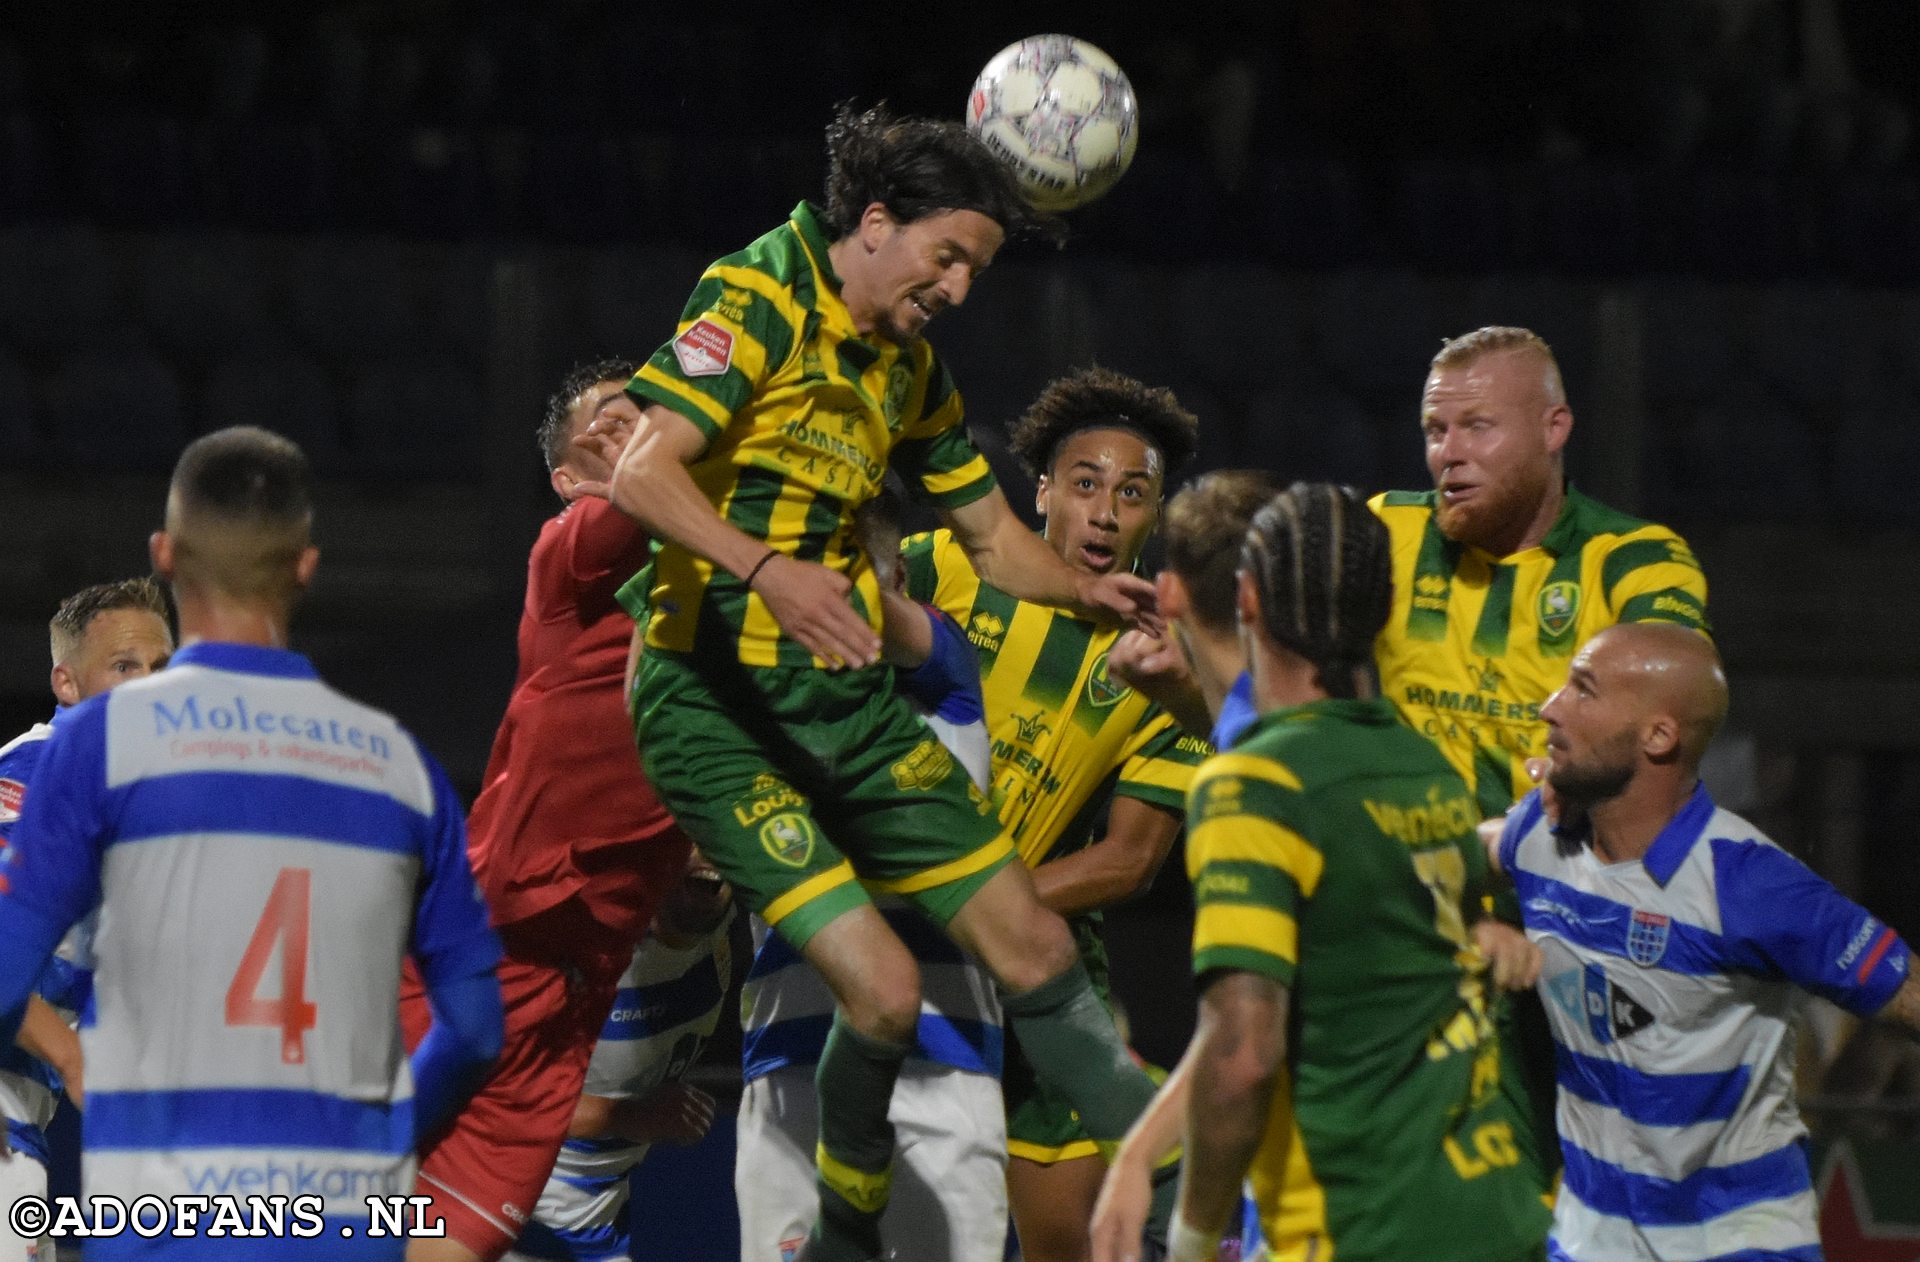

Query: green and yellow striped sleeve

[891,354,995,510]
[628,262,802,448]
[1185,754,1321,985]
[1601,528,1711,633]
[1115,715,1210,812]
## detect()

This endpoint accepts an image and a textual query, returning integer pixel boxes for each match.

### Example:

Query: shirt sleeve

[626,264,801,451]
[0,708,112,1044]
[1185,758,1322,987]
[1498,789,1547,876]
[1601,528,1711,633]
[409,748,505,987]
[1115,712,1210,812]
[563,496,650,588]
[889,353,997,511]
[1714,838,1911,1016]
[901,531,940,605]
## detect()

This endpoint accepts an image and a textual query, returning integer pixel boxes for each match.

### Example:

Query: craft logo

[1538,580,1581,638]
[1085,651,1128,708]
[1627,908,1671,967]
[891,739,955,792]
[759,813,817,868]
[672,319,733,378]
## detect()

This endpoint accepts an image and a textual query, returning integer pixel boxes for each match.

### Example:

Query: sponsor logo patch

[1627,908,1670,967]
[0,778,23,823]
[891,739,954,792]
[672,319,734,377]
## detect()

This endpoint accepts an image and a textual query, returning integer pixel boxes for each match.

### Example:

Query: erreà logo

[1085,651,1128,708]
[1538,580,1581,638]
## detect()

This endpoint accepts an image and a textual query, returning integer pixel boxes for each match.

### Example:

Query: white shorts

[0,1147,49,1261]
[735,1064,1008,1262]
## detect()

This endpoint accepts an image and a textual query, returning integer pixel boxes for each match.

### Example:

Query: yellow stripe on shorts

[762,861,857,928]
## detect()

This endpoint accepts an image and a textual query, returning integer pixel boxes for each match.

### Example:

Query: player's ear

[1235,568,1260,629]
[149,530,174,580]
[1155,569,1188,619]
[858,202,897,250]
[50,663,81,708]
[295,545,320,590]
[1544,402,1573,457]
[1643,712,1682,761]
[551,467,577,502]
[1033,473,1050,519]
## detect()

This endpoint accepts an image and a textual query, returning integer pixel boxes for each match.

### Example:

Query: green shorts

[632,649,1013,949]
[1004,913,1115,1162]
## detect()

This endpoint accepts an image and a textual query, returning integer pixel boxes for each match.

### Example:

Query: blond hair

[1431,326,1566,405]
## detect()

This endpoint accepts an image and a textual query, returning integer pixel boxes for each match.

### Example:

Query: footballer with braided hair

[1093,481,1549,1262]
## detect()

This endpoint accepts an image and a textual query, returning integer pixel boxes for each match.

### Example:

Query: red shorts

[399,849,686,1262]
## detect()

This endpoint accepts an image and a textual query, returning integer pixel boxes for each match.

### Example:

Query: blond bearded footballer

[900,368,1206,1262]
[582,105,1173,1261]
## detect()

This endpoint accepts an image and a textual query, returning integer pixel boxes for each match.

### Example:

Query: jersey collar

[1640,780,1717,885]
[1537,482,1594,557]
[1242,694,1399,740]
[790,201,843,289]
[168,642,320,680]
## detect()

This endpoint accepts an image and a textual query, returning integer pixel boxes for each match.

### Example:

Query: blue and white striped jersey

[513,920,732,1262]
[0,717,95,1169]
[0,642,502,1259]
[1502,783,1911,1262]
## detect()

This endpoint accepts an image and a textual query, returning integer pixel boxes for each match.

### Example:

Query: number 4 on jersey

[225,867,318,1063]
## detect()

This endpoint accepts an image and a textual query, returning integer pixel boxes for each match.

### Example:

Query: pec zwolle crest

[1627,908,1670,967]
[1538,580,1581,638]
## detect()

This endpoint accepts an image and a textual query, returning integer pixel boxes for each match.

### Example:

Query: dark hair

[821,101,1062,245]
[49,577,170,664]
[1241,482,1392,698]
[1161,470,1279,632]
[171,426,311,527]
[1009,367,1200,482]
[539,358,640,473]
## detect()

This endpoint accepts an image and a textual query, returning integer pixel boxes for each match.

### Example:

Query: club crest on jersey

[882,361,915,430]
[759,813,818,868]
[0,778,23,823]
[1538,580,1581,638]
[1627,908,1671,967]
[672,319,734,378]
[1085,651,1129,708]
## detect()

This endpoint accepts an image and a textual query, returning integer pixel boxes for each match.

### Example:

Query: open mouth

[907,294,937,324]
[1077,541,1116,572]
[1440,481,1478,506]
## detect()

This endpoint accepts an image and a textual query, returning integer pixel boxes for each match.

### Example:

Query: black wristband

[744,548,780,589]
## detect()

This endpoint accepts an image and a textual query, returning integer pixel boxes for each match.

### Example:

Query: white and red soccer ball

[966,35,1139,213]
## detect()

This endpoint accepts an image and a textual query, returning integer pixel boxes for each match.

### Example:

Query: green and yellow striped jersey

[903,529,1207,866]
[1186,698,1550,1261]
[1370,486,1710,818]
[620,201,998,667]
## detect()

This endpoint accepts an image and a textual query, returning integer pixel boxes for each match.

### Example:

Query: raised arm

[940,486,1159,630]
[1032,797,1181,918]
[579,403,882,669]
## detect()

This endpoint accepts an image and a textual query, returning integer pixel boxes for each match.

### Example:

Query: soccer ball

[966,35,1139,212]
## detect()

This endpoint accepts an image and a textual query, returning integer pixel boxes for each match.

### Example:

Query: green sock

[807,1013,908,1261]
[1002,961,1179,1243]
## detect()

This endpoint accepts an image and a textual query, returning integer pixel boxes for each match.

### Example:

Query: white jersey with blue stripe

[516,920,732,1262]
[0,642,501,1258]
[0,719,96,1169]
[1501,783,1912,1262]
